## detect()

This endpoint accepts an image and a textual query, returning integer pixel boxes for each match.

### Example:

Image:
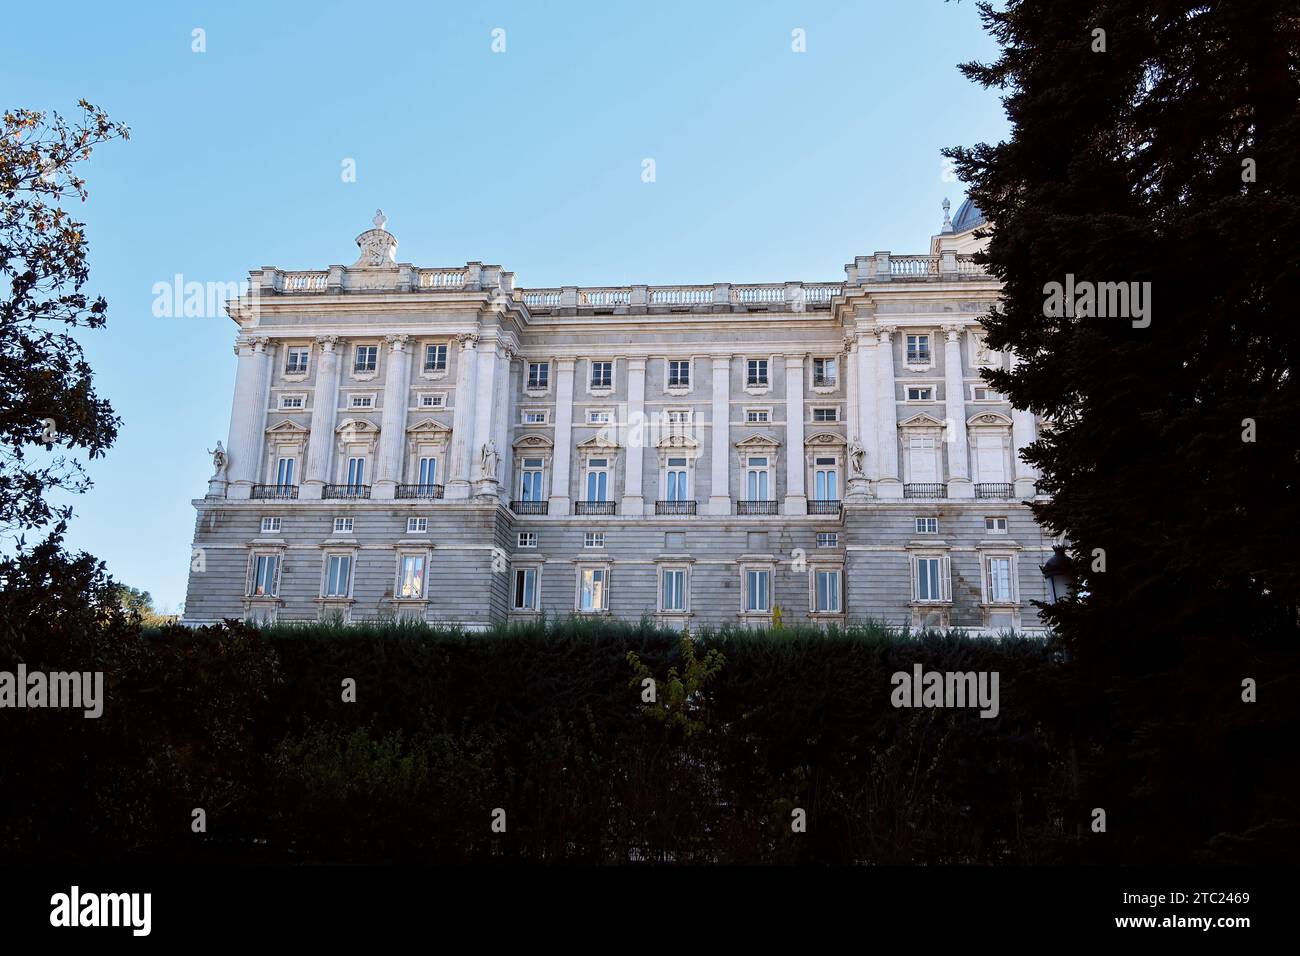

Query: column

[225,336,271,500]
[784,354,807,514]
[302,335,341,499]
[875,326,902,497]
[471,337,504,496]
[943,325,974,498]
[708,355,732,515]
[445,333,479,499]
[549,358,576,514]
[372,335,411,500]
[622,357,647,515]
[490,345,515,502]
[854,331,878,495]
[1009,352,1040,497]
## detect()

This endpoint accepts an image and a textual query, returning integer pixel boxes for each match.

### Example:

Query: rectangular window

[579,567,608,612]
[260,517,281,534]
[915,557,943,602]
[587,409,612,424]
[746,359,769,387]
[417,457,437,489]
[513,568,537,610]
[814,458,839,501]
[666,409,691,424]
[276,457,295,487]
[354,345,378,373]
[584,459,610,502]
[280,394,305,409]
[915,517,938,534]
[522,409,548,424]
[350,394,374,408]
[813,357,837,387]
[398,554,426,599]
[812,407,838,422]
[517,532,537,549]
[907,386,934,401]
[527,362,549,390]
[746,457,771,500]
[346,457,366,488]
[407,517,428,533]
[975,434,1007,483]
[746,408,770,424]
[906,334,931,365]
[661,568,687,612]
[744,569,771,612]
[985,516,1008,534]
[987,556,1013,603]
[814,569,842,613]
[665,457,689,501]
[816,532,839,548]
[418,393,445,408]
[667,360,690,388]
[423,343,447,373]
[520,458,545,502]
[333,517,353,534]
[972,386,1004,401]
[285,347,310,375]
[907,436,939,483]
[590,361,612,389]
[583,532,605,549]
[251,554,279,596]
[324,554,351,598]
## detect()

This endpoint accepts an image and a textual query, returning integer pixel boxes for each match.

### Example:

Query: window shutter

[909,556,920,602]
[245,553,256,596]
[940,556,952,602]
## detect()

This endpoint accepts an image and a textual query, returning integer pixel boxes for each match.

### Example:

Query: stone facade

[183,203,1053,632]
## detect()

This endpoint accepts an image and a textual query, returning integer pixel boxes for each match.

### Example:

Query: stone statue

[849,440,866,477]
[207,441,228,480]
[479,441,500,480]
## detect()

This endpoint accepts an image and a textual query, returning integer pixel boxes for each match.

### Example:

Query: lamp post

[1040,545,1076,603]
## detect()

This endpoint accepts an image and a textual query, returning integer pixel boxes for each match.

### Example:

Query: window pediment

[966,411,1014,428]
[265,419,309,437]
[576,434,620,450]
[899,412,947,429]
[513,434,555,450]
[805,431,846,447]
[656,433,700,451]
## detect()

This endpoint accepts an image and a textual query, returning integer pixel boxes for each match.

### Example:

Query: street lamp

[1040,545,1076,603]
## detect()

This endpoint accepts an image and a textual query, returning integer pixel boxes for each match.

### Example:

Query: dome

[951,198,986,232]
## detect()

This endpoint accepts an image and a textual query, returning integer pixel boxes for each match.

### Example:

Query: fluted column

[1009,351,1040,496]
[372,334,411,500]
[445,333,479,499]
[225,336,271,499]
[943,325,974,498]
[708,355,732,515]
[471,338,505,496]
[854,331,878,495]
[301,335,341,499]
[549,358,576,513]
[489,344,514,500]
[875,326,902,497]
[622,357,647,515]
[784,353,807,514]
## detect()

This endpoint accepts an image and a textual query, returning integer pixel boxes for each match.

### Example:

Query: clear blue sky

[2,0,1007,612]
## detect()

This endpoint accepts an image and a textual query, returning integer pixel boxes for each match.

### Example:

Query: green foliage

[627,632,725,736]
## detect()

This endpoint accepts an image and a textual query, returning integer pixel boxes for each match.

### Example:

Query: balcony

[574,501,617,516]
[252,484,298,500]
[655,500,697,516]
[736,500,778,516]
[808,499,842,515]
[396,483,445,499]
[511,500,549,515]
[903,483,947,499]
[324,484,371,500]
[975,482,1015,499]
[812,376,837,388]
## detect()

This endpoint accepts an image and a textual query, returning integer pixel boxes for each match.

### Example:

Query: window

[398,554,426,599]
[584,458,610,502]
[986,556,1014,603]
[972,386,1004,401]
[280,394,305,409]
[584,532,606,549]
[276,457,295,487]
[906,334,931,365]
[527,362,550,390]
[354,345,378,373]
[407,517,428,533]
[590,361,612,389]
[974,434,1008,483]
[667,360,690,388]
[250,554,279,596]
[665,457,689,501]
[260,517,281,534]
[660,567,687,612]
[418,393,445,408]
[746,408,770,424]
[915,517,938,535]
[578,567,609,612]
[285,347,310,375]
[907,386,934,401]
[520,458,545,502]
[513,567,538,610]
[522,409,548,425]
[346,457,366,488]
[350,394,374,408]
[812,407,838,422]
[333,517,354,534]
[906,435,940,483]
[324,554,352,598]
[746,359,769,388]
[813,357,837,387]
[913,556,949,603]
[985,516,1008,534]
[665,409,691,425]
[744,568,771,613]
[813,457,839,501]
[417,457,437,489]
[816,532,839,548]
[814,569,842,613]
[423,343,447,373]
[587,409,612,425]
[517,532,537,549]
[746,456,771,501]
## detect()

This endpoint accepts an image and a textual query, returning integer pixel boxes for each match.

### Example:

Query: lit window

[578,567,608,611]
[423,343,447,373]
[398,554,426,599]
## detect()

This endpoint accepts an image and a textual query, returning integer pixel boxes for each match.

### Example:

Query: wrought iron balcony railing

[323,484,371,499]
[808,499,842,515]
[396,483,445,499]
[655,500,697,515]
[251,483,298,499]
[903,483,947,499]
[574,501,617,516]
[975,482,1015,499]
[736,500,778,515]
[511,500,549,515]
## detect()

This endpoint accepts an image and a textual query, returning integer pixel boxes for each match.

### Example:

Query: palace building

[183,201,1052,631]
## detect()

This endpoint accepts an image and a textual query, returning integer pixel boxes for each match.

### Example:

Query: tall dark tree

[0,101,128,540]
[947,1,1300,860]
